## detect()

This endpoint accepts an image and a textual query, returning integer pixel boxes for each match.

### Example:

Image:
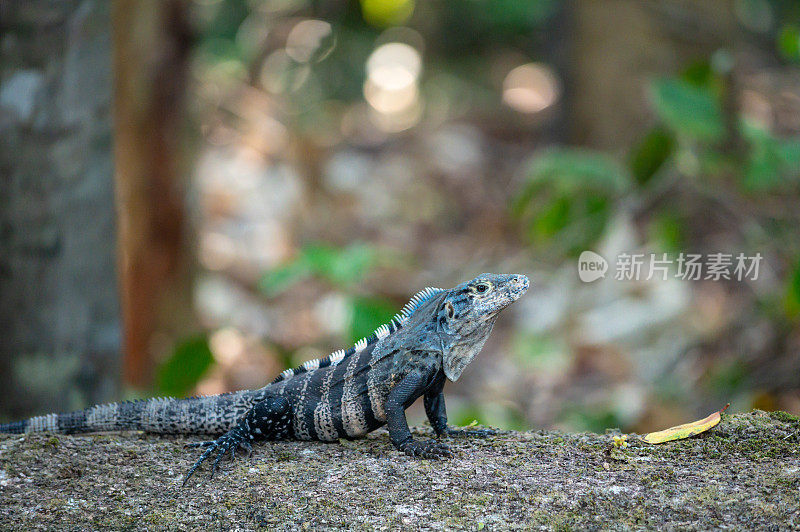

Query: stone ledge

[0,410,798,529]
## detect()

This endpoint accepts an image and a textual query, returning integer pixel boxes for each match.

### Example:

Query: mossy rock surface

[0,410,798,530]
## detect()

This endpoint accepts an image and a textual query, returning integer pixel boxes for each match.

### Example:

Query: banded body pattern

[269,286,444,385]
[276,286,446,441]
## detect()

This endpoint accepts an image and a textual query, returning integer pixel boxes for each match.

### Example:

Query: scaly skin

[0,273,529,485]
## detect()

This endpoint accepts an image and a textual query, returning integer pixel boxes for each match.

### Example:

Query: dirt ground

[0,410,798,530]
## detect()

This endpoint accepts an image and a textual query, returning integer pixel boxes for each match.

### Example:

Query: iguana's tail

[0,388,268,436]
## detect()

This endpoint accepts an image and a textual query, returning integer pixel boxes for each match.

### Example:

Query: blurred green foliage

[785,258,800,319]
[512,148,628,256]
[512,332,571,378]
[514,58,800,260]
[706,359,749,396]
[628,126,676,186]
[258,242,378,297]
[649,78,725,142]
[348,296,397,343]
[559,407,623,434]
[260,241,398,357]
[157,336,214,398]
[741,122,800,191]
[450,402,530,432]
[778,24,800,61]
[647,212,686,254]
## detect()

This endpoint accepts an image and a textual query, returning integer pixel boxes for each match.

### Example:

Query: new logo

[578,251,608,283]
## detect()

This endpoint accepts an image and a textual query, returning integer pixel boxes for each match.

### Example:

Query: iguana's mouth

[510,274,530,298]
[502,274,529,304]
[484,274,529,313]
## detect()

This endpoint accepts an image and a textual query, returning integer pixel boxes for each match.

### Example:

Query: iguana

[0,273,529,484]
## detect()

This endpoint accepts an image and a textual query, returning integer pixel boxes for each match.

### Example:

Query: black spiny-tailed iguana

[0,273,529,484]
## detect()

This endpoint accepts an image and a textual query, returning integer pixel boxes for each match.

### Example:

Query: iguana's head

[436,273,529,381]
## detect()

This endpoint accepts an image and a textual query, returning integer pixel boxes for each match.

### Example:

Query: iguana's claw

[399,439,452,459]
[183,429,248,486]
[443,427,496,438]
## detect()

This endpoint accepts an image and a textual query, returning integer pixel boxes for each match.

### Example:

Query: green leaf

[157,336,214,398]
[744,147,782,191]
[740,122,800,191]
[510,178,539,219]
[649,78,725,141]
[323,244,377,285]
[628,127,675,185]
[707,361,748,395]
[527,148,630,193]
[301,244,339,273]
[777,138,800,168]
[530,196,571,241]
[301,243,377,285]
[743,125,781,190]
[648,212,685,253]
[348,296,397,343]
[514,148,620,254]
[681,60,714,89]
[258,259,312,297]
[778,25,800,62]
[788,258,800,319]
[259,242,379,297]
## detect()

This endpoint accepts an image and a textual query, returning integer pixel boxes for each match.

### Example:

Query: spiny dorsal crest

[270,286,445,384]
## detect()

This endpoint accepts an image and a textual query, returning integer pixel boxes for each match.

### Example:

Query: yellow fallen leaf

[642,404,729,444]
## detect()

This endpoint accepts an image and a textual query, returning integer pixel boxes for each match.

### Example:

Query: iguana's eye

[445,302,455,319]
[474,282,491,293]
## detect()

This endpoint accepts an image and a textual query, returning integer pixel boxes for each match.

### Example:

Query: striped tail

[0,420,27,434]
[0,388,267,436]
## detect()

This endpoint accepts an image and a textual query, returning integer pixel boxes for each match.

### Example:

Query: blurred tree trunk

[569,0,738,151]
[113,0,195,388]
[0,0,119,418]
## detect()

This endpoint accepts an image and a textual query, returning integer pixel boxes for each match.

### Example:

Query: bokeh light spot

[363,42,423,130]
[366,42,422,82]
[209,327,244,365]
[502,63,560,114]
[286,19,335,63]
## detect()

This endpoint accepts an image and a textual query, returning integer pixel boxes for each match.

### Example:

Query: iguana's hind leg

[424,388,496,438]
[183,395,292,486]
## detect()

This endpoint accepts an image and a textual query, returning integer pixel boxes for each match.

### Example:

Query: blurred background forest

[2,0,800,434]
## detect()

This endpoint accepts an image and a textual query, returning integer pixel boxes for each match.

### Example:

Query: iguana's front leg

[424,388,496,438]
[386,371,451,458]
